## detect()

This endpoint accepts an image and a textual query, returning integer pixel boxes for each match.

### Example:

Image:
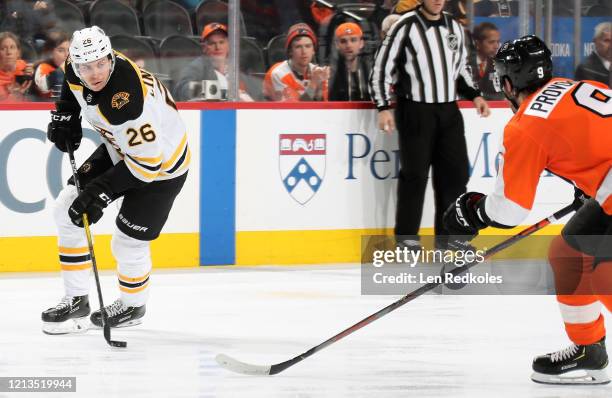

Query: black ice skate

[531,337,610,385]
[41,295,90,335]
[90,299,146,328]
[396,239,421,253]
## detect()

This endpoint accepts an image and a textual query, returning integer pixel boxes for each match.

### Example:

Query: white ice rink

[1,264,610,398]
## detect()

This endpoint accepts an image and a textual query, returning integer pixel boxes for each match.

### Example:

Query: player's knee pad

[594,221,612,269]
[53,185,78,226]
[111,229,150,266]
[548,235,584,272]
[562,200,609,256]
[548,235,593,295]
[591,260,612,295]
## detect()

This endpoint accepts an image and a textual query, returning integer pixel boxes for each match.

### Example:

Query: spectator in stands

[381,14,401,39]
[395,0,423,13]
[32,30,69,101]
[0,1,57,44]
[575,22,611,85]
[329,22,370,101]
[380,0,421,38]
[309,0,335,33]
[173,23,253,101]
[0,32,33,102]
[263,23,330,101]
[470,22,504,100]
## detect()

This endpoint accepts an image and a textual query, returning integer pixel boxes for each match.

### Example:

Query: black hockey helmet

[494,35,553,93]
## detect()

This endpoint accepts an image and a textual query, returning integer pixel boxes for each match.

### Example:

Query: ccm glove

[68,180,113,227]
[47,100,82,152]
[572,187,590,210]
[443,192,488,247]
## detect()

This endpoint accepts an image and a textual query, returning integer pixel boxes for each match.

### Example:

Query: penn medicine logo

[279,134,326,205]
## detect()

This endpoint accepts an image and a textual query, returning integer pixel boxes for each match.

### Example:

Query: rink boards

[0,102,574,271]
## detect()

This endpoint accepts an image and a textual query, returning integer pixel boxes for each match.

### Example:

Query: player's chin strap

[503,88,520,113]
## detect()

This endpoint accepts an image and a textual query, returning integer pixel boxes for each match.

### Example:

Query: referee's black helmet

[494,35,553,93]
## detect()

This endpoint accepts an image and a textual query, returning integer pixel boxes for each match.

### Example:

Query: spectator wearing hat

[263,22,330,101]
[173,22,253,101]
[329,22,370,101]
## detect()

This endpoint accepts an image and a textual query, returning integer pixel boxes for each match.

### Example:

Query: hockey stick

[216,203,576,375]
[66,142,127,349]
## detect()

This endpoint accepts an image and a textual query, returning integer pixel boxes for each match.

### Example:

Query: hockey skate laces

[550,344,579,362]
[105,300,127,317]
[53,296,73,310]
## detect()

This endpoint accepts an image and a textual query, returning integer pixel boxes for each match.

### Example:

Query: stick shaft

[268,203,576,374]
[66,144,114,344]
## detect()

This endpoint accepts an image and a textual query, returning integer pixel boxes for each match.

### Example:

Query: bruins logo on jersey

[111,92,130,110]
[80,162,92,174]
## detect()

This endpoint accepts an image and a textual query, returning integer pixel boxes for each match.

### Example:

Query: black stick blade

[104,325,127,348]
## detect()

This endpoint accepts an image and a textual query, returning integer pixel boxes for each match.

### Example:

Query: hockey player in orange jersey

[444,35,612,385]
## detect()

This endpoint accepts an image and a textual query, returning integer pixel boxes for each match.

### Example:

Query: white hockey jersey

[63,51,190,183]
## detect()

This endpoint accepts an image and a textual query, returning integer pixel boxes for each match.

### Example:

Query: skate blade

[42,317,90,335]
[90,318,143,329]
[531,369,611,385]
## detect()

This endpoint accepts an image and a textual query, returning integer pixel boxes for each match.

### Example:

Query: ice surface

[0,264,610,397]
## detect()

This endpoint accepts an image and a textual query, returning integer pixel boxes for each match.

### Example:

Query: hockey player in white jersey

[42,26,190,334]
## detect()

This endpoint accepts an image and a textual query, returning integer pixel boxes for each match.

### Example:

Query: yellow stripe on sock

[58,246,90,255]
[60,262,92,271]
[118,272,150,284]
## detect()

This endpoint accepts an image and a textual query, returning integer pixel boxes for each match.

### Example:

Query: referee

[370,0,490,250]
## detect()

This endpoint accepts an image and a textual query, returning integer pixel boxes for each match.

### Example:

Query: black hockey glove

[47,100,82,153]
[443,192,488,249]
[68,180,113,227]
[572,187,590,210]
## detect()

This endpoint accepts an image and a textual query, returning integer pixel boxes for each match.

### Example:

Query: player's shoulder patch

[523,78,577,119]
[98,56,145,125]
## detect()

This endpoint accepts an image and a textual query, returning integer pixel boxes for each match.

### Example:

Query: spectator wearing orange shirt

[263,23,330,101]
[0,32,33,102]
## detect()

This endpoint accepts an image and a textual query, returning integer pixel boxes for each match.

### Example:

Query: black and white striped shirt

[370,9,480,109]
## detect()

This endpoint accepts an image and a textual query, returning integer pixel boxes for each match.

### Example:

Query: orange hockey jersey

[263,60,330,102]
[485,78,612,226]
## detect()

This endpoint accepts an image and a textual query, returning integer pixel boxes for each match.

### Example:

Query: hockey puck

[440,262,468,290]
